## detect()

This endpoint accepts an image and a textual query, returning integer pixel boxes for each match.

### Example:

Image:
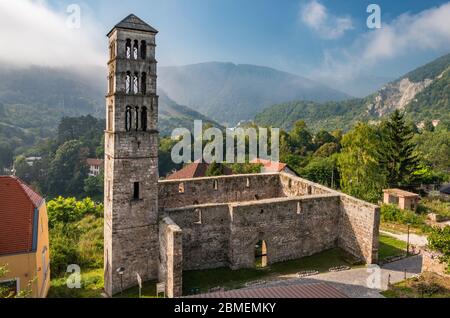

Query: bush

[47,197,103,228]
[380,204,426,226]
[47,197,104,277]
[428,226,450,272]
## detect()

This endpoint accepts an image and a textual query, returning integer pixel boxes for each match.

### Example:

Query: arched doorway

[255,240,268,268]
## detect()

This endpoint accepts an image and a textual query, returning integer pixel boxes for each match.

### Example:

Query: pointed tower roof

[107,14,158,36]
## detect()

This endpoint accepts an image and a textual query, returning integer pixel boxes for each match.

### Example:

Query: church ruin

[104,14,380,297]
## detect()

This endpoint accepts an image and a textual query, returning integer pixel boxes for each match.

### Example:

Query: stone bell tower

[104,14,159,296]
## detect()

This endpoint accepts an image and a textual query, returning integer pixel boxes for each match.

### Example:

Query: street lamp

[116,267,125,295]
[406,223,411,256]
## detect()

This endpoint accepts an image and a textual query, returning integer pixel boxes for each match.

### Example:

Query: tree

[301,156,339,188]
[378,110,420,187]
[314,130,336,149]
[45,140,89,197]
[84,171,104,200]
[338,123,386,202]
[289,120,313,156]
[205,161,226,176]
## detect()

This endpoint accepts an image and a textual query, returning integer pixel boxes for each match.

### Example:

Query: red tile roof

[87,158,104,167]
[166,162,233,180]
[187,283,348,298]
[0,176,44,255]
[251,158,287,172]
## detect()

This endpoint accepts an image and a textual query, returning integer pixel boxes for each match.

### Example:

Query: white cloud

[299,0,353,39]
[0,0,105,67]
[312,2,450,94]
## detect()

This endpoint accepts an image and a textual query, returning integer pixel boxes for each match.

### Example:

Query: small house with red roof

[0,176,50,298]
[251,158,298,176]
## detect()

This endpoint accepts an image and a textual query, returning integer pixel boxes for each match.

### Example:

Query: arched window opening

[140,40,147,59]
[133,40,139,60]
[126,39,131,59]
[126,72,131,94]
[255,240,268,268]
[134,106,139,131]
[133,73,139,94]
[141,106,147,132]
[109,70,114,94]
[141,72,147,94]
[297,202,302,215]
[178,183,185,194]
[108,106,113,131]
[254,194,259,200]
[125,106,132,132]
[193,200,199,205]
[213,179,218,190]
[194,208,202,225]
[246,178,250,188]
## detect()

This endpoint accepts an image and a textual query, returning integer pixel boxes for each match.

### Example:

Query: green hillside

[255,53,450,131]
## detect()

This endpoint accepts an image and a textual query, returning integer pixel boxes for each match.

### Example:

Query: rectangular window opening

[133,182,140,200]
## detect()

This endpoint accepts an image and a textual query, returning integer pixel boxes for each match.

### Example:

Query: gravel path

[380,230,428,247]
[252,255,423,298]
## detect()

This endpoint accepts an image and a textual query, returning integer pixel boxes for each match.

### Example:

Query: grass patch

[381,272,450,298]
[183,248,356,295]
[378,234,407,261]
[48,268,160,298]
[48,268,104,298]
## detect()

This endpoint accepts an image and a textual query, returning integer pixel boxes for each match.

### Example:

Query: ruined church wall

[229,195,341,269]
[164,204,232,271]
[338,195,380,264]
[158,217,183,298]
[158,173,283,209]
[279,172,380,264]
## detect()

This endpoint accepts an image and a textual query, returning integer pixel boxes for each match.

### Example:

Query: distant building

[251,158,298,176]
[166,161,233,180]
[25,157,42,167]
[383,188,420,211]
[0,176,50,298]
[87,158,104,177]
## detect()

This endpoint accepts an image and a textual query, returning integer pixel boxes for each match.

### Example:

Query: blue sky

[1,0,450,96]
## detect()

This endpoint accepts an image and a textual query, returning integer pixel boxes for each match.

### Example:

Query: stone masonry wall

[229,195,341,269]
[164,204,231,270]
[158,173,283,209]
[159,217,183,298]
[338,195,380,264]
[279,172,380,264]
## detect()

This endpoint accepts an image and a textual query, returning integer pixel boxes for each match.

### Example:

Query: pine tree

[379,110,420,186]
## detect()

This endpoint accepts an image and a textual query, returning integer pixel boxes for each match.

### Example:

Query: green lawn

[183,248,357,295]
[48,268,104,298]
[49,238,407,298]
[48,269,159,298]
[378,234,407,262]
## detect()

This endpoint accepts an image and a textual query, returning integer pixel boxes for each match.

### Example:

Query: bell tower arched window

[141,107,148,131]
[108,105,113,131]
[135,106,139,131]
[126,72,131,94]
[133,73,139,94]
[140,40,147,59]
[141,72,147,94]
[126,39,131,59]
[125,106,132,131]
[133,40,139,60]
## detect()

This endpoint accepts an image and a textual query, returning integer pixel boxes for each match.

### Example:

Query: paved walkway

[251,255,423,298]
[380,230,428,247]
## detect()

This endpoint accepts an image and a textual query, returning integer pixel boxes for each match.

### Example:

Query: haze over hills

[159,62,351,126]
[0,65,220,137]
[255,53,450,132]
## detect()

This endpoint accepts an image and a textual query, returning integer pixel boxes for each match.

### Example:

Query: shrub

[428,226,450,272]
[380,204,425,226]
